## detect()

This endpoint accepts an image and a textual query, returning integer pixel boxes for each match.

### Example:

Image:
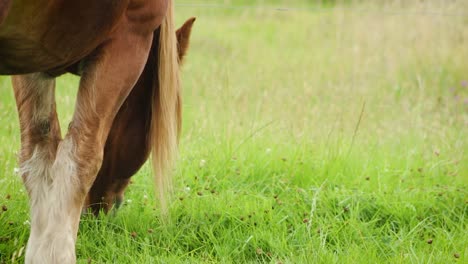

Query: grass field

[1,1,467,263]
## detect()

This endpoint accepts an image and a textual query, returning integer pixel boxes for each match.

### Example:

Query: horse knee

[20,145,53,194]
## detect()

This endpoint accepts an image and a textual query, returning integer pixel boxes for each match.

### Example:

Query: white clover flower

[199,159,206,167]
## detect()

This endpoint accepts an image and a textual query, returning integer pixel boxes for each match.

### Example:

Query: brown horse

[0,0,193,263]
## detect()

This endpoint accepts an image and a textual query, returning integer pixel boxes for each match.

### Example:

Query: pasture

[1,0,467,263]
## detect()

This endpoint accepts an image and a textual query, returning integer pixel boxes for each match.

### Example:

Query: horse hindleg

[11,73,65,263]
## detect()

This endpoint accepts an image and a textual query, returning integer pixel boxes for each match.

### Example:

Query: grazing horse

[0,0,194,263]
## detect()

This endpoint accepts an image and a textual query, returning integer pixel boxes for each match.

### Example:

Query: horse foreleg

[27,32,153,264]
[85,52,154,215]
[11,73,68,263]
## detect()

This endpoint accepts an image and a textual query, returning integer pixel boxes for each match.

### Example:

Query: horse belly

[0,0,128,74]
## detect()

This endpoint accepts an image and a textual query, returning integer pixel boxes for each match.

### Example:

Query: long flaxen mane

[152,0,180,212]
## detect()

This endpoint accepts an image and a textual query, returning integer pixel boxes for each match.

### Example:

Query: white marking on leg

[22,138,80,264]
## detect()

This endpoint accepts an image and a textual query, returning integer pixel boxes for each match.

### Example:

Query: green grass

[1,1,467,263]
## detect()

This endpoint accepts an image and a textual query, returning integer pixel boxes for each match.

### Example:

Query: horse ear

[176,17,196,63]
